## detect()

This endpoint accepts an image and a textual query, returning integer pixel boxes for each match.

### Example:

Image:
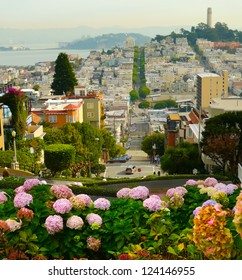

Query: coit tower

[207,7,212,28]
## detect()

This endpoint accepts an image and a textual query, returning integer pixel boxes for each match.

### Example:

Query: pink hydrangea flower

[66,216,84,230]
[0,191,8,204]
[86,213,102,226]
[166,186,187,198]
[175,186,188,196]
[129,186,149,200]
[14,185,25,194]
[185,179,197,186]
[94,198,110,210]
[45,215,63,235]
[53,198,72,214]
[225,183,238,195]
[143,196,162,211]
[204,177,218,187]
[6,219,22,232]
[23,179,41,191]
[166,188,176,198]
[76,194,93,207]
[50,185,74,199]
[117,188,130,198]
[149,194,161,200]
[14,192,33,208]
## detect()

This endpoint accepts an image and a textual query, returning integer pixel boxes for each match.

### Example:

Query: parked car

[108,156,127,163]
[125,165,136,174]
[123,154,132,160]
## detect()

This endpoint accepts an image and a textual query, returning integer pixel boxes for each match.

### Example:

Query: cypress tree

[51,52,78,95]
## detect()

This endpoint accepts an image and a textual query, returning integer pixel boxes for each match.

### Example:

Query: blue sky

[1,0,242,30]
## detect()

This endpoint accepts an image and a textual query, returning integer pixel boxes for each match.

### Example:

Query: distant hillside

[64,33,151,49]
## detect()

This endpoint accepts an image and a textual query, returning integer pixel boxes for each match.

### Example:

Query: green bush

[44,144,75,176]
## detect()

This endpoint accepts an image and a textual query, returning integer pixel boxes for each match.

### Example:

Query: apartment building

[208,97,242,117]
[74,86,104,128]
[32,98,84,129]
[196,70,228,111]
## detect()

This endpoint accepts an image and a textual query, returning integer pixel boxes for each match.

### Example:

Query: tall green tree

[51,52,78,95]
[141,132,165,157]
[201,111,242,179]
[160,142,202,174]
[139,85,150,99]
[129,89,139,102]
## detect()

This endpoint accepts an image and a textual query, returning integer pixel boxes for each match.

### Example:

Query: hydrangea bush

[0,177,242,260]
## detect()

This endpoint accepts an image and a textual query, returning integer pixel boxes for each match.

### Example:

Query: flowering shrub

[0,177,241,260]
[0,88,27,139]
[193,203,233,259]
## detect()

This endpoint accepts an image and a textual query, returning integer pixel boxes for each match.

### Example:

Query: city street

[104,150,162,179]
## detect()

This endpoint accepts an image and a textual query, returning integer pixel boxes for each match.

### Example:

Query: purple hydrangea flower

[143,196,162,211]
[185,179,197,186]
[202,200,218,207]
[94,198,110,210]
[50,185,74,199]
[23,179,41,191]
[53,198,72,214]
[45,215,63,235]
[116,188,130,198]
[14,192,33,208]
[129,186,149,200]
[14,185,25,194]
[225,183,238,195]
[193,206,202,216]
[204,177,218,187]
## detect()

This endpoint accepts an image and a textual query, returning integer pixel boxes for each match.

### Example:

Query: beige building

[196,70,228,111]
[208,97,242,117]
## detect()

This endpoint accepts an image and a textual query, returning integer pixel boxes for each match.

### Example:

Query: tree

[51,52,78,95]
[100,129,122,159]
[43,128,65,145]
[139,85,150,100]
[129,89,139,102]
[44,144,75,176]
[160,142,202,174]
[141,133,165,157]
[138,100,150,109]
[0,88,28,139]
[201,111,242,179]
[154,99,178,109]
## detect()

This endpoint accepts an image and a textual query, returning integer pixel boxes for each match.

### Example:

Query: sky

[1,0,242,30]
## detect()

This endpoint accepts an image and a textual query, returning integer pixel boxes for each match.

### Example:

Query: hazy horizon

[1,0,242,46]
[1,0,242,30]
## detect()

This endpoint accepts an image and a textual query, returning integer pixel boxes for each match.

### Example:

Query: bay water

[0,47,92,67]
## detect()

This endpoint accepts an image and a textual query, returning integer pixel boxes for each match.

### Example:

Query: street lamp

[11,130,19,170]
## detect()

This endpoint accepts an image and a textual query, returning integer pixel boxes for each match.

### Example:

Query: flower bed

[0,178,241,260]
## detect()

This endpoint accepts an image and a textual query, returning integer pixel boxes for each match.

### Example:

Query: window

[66,115,76,122]
[87,102,94,109]
[48,115,57,123]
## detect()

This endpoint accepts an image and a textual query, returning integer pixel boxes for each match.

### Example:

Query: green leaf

[167,246,177,255]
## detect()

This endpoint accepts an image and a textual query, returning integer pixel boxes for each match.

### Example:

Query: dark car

[108,156,127,163]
